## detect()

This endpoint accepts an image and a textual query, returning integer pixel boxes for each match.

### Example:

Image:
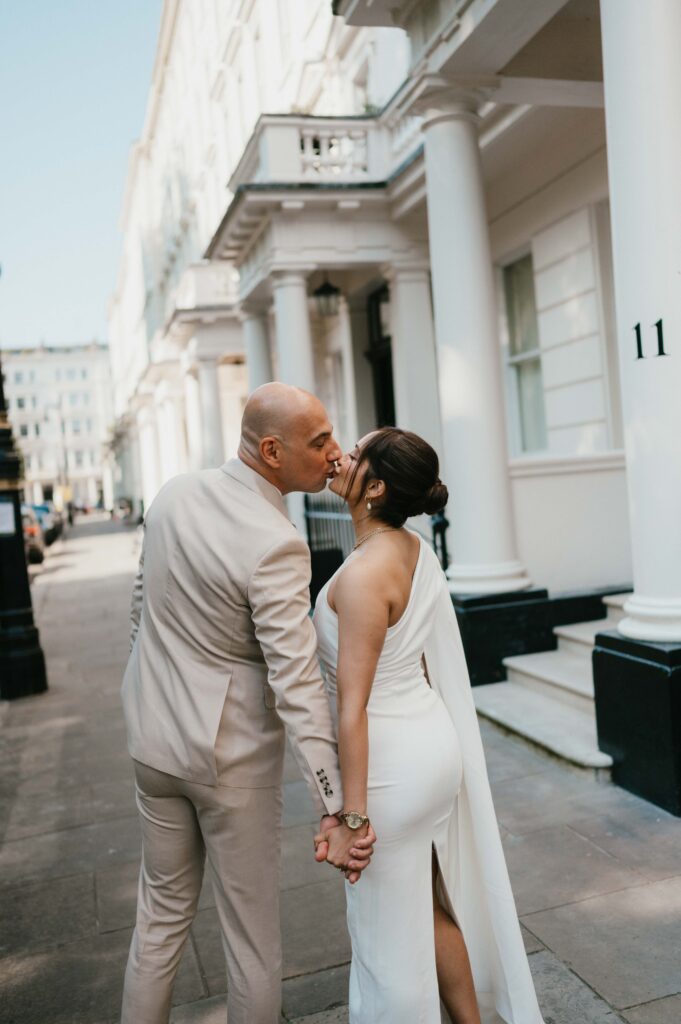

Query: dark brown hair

[347,427,448,528]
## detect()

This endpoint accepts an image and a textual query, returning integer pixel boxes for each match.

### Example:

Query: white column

[197,357,224,468]
[386,265,443,455]
[183,369,202,472]
[155,385,188,484]
[271,271,316,390]
[601,1,681,641]
[422,95,530,594]
[136,402,161,515]
[272,271,316,531]
[241,307,273,392]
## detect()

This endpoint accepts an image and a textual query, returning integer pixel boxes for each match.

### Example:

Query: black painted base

[593,630,681,816]
[452,588,552,685]
[452,583,631,686]
[0,626,48,700]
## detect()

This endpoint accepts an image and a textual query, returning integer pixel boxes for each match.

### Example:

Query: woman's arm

[319,558,390,875]
[335,559,389,813]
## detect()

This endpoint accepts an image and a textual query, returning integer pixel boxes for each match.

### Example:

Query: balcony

[229,113,421,190]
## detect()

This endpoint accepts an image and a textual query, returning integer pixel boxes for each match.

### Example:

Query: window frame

[497,250,548,457]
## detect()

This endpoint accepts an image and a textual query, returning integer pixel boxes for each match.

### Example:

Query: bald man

[120,385,373,1024]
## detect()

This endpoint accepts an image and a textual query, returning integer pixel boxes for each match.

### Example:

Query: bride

[313,428,544,1024]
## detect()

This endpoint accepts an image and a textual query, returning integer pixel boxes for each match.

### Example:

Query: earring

[365,496,372,511]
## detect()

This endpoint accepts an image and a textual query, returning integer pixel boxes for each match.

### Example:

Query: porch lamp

[313,276,342,317]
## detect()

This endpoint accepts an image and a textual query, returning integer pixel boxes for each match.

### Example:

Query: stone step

[554,618,608,656]
[503,649,594,709]
[602,592,631,625]
[474,681,613,770]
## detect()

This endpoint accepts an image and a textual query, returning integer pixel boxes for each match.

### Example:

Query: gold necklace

[352,526,397,551]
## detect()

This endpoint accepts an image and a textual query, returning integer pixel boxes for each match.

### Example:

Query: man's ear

[260,435,281,468]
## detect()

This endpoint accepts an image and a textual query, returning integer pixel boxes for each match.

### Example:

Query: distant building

[2,343,114,510]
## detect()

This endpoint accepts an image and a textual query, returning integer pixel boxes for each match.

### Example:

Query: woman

[313,428,544,1024]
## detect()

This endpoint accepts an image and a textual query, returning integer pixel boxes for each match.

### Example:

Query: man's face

[278,400,342,494]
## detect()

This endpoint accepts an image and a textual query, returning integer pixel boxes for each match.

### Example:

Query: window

[17,397,25,410]
[20,424,29,437]
[81,368,87,380]
[85,418,93,433]
[67,368,76,381]
[34,423,40,438]
[74,451,84,468]
[69,393,78,407]
[14,371,23,384]
[72,419,81,434]
[31,396,38,409]
[29,370,35,383]
[503,254,547,453]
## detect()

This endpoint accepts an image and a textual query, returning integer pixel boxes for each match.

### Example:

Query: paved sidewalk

[0,519,680,1023]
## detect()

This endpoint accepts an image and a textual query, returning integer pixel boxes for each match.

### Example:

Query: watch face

[345,812,364,829]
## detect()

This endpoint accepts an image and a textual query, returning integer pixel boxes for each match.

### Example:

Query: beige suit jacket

[121,458,342,815]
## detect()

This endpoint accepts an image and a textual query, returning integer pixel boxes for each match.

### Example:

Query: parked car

[31,503,58,545]
[21,505,45,564]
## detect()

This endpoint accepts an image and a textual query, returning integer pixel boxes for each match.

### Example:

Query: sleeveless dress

[313,533,545,1024]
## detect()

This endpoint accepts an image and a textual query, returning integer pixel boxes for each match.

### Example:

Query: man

[120,383,374,1024]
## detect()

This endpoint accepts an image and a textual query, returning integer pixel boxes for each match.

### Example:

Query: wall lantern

[313,277,342,317]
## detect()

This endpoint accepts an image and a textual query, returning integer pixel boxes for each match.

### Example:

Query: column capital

[237,299,270,323]
[410,73,499,131]
[270,268,314,290]
[381,262,431,285]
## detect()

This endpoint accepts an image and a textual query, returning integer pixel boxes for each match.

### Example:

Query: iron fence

[304,492,450,602]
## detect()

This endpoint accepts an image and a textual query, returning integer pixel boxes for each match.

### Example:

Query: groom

[120,383,374,1024]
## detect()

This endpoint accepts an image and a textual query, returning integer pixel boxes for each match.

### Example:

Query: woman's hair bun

[422,480,448,516]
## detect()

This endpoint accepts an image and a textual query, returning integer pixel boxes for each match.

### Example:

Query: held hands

[314,815,376,884]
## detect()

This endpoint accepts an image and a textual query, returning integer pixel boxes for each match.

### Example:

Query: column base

[618,593,681,643]
[0,624,48,700]
[447,560,531,595]
[593,630,681,816]
[451,587,551,685]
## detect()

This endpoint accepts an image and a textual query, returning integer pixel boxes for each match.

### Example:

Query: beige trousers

[121,761,283,1024]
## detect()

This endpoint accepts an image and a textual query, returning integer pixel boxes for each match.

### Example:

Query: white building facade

[109,0,681,810]
[3,343,114,510]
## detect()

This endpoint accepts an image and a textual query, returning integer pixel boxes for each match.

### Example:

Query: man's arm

[248,533,343,816]
[129,528,145,652]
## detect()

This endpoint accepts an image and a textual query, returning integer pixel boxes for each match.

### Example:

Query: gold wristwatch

[338,811,370,830]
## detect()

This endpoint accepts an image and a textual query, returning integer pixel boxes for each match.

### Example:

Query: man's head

[238,382,342,494]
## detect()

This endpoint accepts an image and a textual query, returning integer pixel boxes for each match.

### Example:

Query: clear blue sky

[0,0,164,349]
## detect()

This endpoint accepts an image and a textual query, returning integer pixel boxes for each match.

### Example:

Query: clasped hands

[314,815,376,884]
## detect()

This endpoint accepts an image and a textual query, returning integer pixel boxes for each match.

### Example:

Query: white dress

[313,534,544,1024]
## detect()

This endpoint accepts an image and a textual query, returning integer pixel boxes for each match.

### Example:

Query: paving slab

[569,804,681,882]
[523,876,681,1009]
[283,779,319,827]
[281,823,331,890]
[281,878,350,978]
[621,994,681,1023]
[0,813,141,890]
[503,824,645,915]
[528,950,627,1023]
[0,872,96,957]
[491,767,649,836]
[0,926,204,1023]
[289,1009,349,1024]
[282,963,350,1018]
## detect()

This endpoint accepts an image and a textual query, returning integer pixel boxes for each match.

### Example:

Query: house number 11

[634,320,668,359]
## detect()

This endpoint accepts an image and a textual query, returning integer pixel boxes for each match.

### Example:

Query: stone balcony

[228,112,423,191]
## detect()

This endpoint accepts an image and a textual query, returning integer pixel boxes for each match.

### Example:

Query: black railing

[305,493,450,601]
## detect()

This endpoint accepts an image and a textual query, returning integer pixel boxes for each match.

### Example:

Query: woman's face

[328,432,377,505]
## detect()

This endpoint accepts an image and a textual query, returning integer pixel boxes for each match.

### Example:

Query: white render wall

[3,344,114,509]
